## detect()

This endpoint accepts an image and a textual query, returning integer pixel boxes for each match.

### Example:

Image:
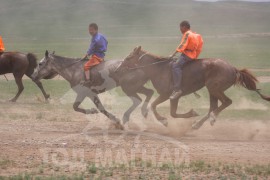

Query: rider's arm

[176,32,190,53]
[170,50,178,58]
[86,38,97,56]
[170,32,190,58]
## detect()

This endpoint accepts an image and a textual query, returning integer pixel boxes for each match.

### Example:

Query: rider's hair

[89,23,98,30]
[180,21,190,29]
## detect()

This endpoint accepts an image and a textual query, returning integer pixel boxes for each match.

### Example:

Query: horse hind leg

[170,98,199,119]
[10,76,24,102]
[210,92,232,125]
[192,94,218,129]
[137,86,154,118]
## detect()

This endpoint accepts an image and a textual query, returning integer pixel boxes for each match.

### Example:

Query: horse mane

[141,49,171,61]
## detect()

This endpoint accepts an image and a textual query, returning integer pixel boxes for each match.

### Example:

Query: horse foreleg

[170,99,199,118]
[89,94,123,130]
[122,93,142,124]
[32,80,50,100]
[73,94,98,114]
[137,86,154,118]
[10,77,24,102]
[151,95,169,126]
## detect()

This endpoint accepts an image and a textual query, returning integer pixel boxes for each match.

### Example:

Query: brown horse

[0,52,51,102]
[116,46,270,129]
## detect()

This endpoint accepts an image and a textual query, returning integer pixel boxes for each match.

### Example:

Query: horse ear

[133,46,138,52]
[45,50,49,58]
[135,46,142,54]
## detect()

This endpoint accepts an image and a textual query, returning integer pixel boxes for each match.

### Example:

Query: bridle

[63,59,84,69]
[138,53,148,62]
[127,52,171,70]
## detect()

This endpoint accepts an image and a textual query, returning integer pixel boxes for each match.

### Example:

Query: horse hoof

[159,119,168,127]
[210,119,216,126]
[8,99,16,103]
[45,94,50,100]
[115,122,124,130]
[192,122,201,130]
[157,116,167,121]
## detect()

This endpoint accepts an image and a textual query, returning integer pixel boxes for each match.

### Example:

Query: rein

[128,53,171,70]
[62,58,84,69]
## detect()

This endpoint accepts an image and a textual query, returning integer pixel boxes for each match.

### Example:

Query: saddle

[84,61,105,85]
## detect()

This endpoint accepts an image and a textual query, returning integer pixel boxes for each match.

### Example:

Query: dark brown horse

[117,46,270,129]
[0,52,50,102]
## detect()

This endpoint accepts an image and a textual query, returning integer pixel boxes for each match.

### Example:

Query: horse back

[0,52,29,75]
[181,58,236,94]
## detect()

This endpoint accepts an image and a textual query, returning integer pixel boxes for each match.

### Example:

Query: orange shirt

[0,36,5,52]
[176,30,203,59]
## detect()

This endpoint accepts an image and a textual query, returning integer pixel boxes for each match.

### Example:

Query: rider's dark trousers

[172,53,192,91]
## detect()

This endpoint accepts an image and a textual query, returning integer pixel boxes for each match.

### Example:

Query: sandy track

[0,102,270,176]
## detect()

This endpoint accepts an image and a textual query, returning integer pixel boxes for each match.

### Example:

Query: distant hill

[0,0,269,67]
[1,0,269,38]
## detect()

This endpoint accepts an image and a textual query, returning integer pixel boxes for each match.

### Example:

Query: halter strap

[138,53,148,62]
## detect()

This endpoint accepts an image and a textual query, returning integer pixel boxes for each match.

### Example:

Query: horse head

[115,46,144,72]
[32,50,58,81]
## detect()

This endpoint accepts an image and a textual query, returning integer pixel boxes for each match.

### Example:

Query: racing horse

[0,52,50,102]
[32,51,155,130]
[116,46,270,129]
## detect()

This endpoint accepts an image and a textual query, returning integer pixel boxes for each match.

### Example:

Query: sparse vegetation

[0,161,269,179]
[0,158,14,169]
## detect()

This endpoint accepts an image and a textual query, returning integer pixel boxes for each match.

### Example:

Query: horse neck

[138,53,165,72]
[137,53,171,88]
[52,55,83,85]
[138,52,157,66]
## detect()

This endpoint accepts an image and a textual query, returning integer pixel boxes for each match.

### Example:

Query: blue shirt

[87,33,108,58]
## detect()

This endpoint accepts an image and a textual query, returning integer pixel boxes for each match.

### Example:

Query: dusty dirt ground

[0,98,269,178]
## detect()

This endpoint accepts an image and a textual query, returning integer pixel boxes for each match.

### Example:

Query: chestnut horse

[0,52,50,102]
[116,46,270,129]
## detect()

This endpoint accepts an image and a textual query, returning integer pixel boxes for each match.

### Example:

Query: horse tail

[235,68,270,101]
[26,53,38,69]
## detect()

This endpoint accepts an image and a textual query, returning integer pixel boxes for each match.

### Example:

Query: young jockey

[169,21,203,100]
[81,23,108,85]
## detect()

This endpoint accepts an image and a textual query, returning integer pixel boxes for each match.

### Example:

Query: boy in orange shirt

[169,21,203,100]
